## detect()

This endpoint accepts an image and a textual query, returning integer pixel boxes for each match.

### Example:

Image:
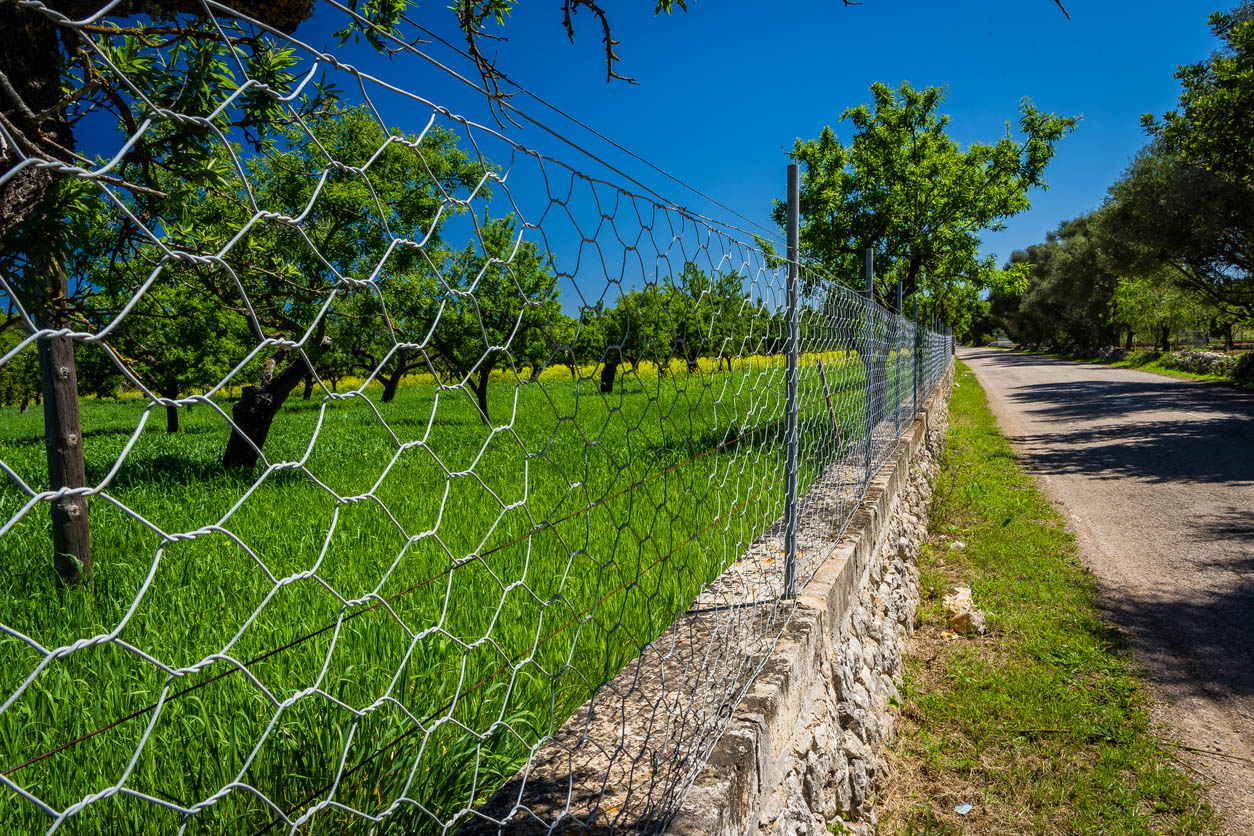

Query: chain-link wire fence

[0,2,952,833]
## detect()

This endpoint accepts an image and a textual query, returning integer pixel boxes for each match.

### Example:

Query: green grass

[881,362,1219,836]
[0,351,932,835]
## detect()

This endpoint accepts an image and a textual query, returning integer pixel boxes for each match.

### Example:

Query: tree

[991,214,1121,350]
[668,262,750,373]
[92,282,248,433]
[429,215,561,423]
[2,0,700,240]
[0,94,481,582]
[1110,271,1211,352]
[1145,3,1254,189]
[774,81,1076,329]
[596,286,677,394]
[568,307,606,378]
[1099,143,1253,320]
[0,2,343,585]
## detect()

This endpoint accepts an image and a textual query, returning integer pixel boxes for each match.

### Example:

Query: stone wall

[465,362,954,836]
[672,361,953,836]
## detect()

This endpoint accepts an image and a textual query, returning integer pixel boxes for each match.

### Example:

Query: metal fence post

[783,164,800,600]
[895,279,902,434]
[863,249,874,486]
[912,296,920,416]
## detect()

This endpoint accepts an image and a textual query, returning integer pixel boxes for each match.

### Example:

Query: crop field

[0,352,915,834]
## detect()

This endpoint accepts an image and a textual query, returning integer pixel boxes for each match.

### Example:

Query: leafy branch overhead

[1143,2,1254,189]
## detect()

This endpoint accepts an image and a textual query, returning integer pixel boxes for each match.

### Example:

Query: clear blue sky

[287,0,1221,269]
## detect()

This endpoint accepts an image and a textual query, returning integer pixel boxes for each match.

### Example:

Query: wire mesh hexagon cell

[0,3,952,833]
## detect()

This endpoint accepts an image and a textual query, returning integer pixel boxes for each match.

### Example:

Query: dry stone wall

[673,361,953,836]
[465,363,954,836]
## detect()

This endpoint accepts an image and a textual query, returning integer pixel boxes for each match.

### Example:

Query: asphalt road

[958,347,1254,833]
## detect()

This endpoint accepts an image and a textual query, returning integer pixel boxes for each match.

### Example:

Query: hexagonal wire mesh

[0,2,952,833]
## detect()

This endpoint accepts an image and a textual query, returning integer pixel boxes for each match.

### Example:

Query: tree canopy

[1100,142,1253,320]
[774,81,1076,334]
[992,214,1121,350]
[987,4,1253,352]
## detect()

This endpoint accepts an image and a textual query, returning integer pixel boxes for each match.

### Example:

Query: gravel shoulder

[958,347,1254,834]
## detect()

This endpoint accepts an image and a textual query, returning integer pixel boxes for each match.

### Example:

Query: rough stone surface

[674,363,953,836]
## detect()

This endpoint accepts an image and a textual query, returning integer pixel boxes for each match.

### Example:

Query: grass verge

[877,361,1220,836]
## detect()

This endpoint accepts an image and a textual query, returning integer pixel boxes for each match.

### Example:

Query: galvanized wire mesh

[0,2,951,833]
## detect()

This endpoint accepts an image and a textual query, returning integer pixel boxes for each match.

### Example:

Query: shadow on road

[1007,378,1254,422]
[1007,417,1254,485]
[989,374,1254,485]
[1099,578,1254,701]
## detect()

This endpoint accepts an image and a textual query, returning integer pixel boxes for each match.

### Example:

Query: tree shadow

[1194,508,1254,554]
[1004,378,1254,424]
[1009,418,1254,485]
[88,453,308,491]
[644,422,785,461]
[1096,577,1254,701]
[991,376,1254,485]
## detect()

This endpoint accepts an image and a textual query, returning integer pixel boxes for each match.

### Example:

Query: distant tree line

[0,102,780,429]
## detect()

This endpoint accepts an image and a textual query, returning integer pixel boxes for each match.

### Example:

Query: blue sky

[75,1,1225,311]
[284,0,1221,268]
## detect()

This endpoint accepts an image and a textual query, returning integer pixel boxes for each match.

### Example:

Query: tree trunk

[20,397,30,414]
[1159,326,1171,352]
[473,367,491,424]
[36,259,92,585]
[163,382,180,434]
[1225,323,1234,351]
[0,5,70,244]
[222,356,310,468]
[1125,329,1134,351]
[301,374,314,401]
[380,372,401,403]
[599,360,619,394]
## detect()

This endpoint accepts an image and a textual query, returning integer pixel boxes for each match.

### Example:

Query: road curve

[958,347,1254,833]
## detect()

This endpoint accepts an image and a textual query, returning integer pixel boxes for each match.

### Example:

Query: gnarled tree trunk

[222,355,311,468]
[380,371,402,403]
[472,366,492,424]
[163,382,180,433]
[599,359,619,394]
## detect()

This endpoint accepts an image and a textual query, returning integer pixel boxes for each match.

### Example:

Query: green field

[0,353,924,834]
